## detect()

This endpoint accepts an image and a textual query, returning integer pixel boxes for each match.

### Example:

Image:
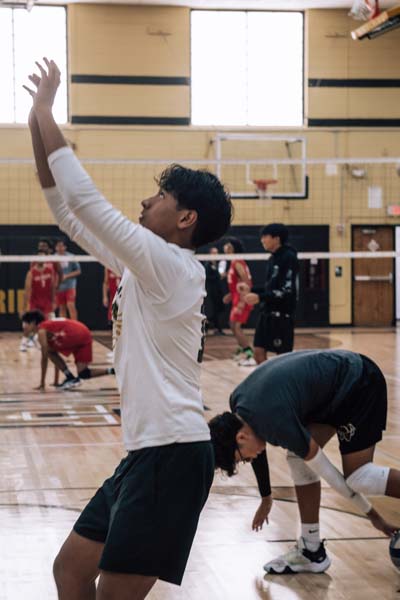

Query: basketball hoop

[253,179,278,200]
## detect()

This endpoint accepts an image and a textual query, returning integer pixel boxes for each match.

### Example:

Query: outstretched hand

[252,495,273,531]
[23,57,61,111]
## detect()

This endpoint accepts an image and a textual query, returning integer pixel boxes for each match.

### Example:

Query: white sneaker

[238,356,257,367]
[58,377,82,390]
[19,338,28,352]
[263,538,331,574]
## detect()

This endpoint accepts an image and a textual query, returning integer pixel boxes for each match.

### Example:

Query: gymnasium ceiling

[108,1,394,6]
[3,0,394,7]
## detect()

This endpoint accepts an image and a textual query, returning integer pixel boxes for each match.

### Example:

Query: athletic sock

[107,367,115,375]
[301,523,321,552]
[62,368,74,380]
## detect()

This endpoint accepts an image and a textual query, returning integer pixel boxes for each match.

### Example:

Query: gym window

[0,6,67,124]
[191,11,304,127]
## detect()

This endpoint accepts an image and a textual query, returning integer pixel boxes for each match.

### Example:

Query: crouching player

[209,349,400,574]
[21,310,114,390]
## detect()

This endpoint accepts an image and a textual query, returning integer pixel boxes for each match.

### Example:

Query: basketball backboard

[213,133,308,200]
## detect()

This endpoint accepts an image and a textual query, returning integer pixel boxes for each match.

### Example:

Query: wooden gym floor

[0,328,399,599]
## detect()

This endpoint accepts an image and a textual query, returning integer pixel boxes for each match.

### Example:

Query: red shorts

[56,341,92,365]
[29,302,53,319]
[229,295,253,324]
[56,289,76,306]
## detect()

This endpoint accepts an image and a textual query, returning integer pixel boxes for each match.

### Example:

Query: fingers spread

[23,85,35,97]
[35,61,46,76]
[28,74,41,87]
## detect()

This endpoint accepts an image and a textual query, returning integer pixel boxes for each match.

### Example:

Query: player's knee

[286,450,320,486]
[79,367,92,380]
[345,462,390,496]
[53,551,70,587]
[53,550,91,590]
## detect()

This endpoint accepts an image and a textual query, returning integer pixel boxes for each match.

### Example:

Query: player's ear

[236,428,248,445]
[177,209,198,231]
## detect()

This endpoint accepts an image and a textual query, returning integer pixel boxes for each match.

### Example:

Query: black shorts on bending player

[329,354,387,455]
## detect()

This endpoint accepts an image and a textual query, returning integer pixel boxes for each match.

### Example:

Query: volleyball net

[1,147,400,330]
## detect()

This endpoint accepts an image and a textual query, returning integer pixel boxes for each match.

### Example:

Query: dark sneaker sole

[264,566,297,575]
[265,565,329,575]
[264,556,331,575]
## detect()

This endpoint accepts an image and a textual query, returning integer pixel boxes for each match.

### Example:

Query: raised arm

[47,148,185,301]
[27,107,124,277]
[26,59,186,300]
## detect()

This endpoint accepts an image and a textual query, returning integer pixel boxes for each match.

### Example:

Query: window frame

[190,9,305,130]
[0,4,68,126]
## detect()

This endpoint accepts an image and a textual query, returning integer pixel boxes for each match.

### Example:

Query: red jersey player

[21,310,114,390]
[23,250,57,318]
[102,268,121,362]
[223,237,256,366]
[102,268,121,322]
[20,251,57,352]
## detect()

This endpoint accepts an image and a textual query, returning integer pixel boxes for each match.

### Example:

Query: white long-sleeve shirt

[44,146,210,450]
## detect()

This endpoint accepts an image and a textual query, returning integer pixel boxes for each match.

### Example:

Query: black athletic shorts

[73,441,214,585]
[331,355,387,455]
[253,311,294,354]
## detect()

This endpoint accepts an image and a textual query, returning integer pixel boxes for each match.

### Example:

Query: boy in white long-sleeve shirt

[25,58,232,600]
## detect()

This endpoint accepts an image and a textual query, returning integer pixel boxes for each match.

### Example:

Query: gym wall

[1,6,400,325]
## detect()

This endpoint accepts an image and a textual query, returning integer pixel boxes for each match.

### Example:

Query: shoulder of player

[232,258,247,269]
[279,246,298,263]
[167,245,206,278]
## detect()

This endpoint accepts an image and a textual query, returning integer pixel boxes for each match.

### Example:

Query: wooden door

[353,226,394,326]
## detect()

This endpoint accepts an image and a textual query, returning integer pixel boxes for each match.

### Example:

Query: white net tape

[1,252,400,263]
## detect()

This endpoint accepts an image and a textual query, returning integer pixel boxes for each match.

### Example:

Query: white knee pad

[346,462,390,496]
[287,451,321,486]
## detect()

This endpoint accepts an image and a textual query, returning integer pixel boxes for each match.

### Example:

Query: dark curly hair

[208,412,243,477]
[156,164,233,248]
[38,238,54,251]
[21,310,45,325]
[223,236,244,254]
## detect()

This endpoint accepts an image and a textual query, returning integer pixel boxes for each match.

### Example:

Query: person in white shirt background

[24,58,233,600]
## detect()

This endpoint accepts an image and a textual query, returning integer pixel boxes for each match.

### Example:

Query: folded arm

[261,257,298,305]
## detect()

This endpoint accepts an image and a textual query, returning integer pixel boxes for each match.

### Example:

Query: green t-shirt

[230,349,363,458]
